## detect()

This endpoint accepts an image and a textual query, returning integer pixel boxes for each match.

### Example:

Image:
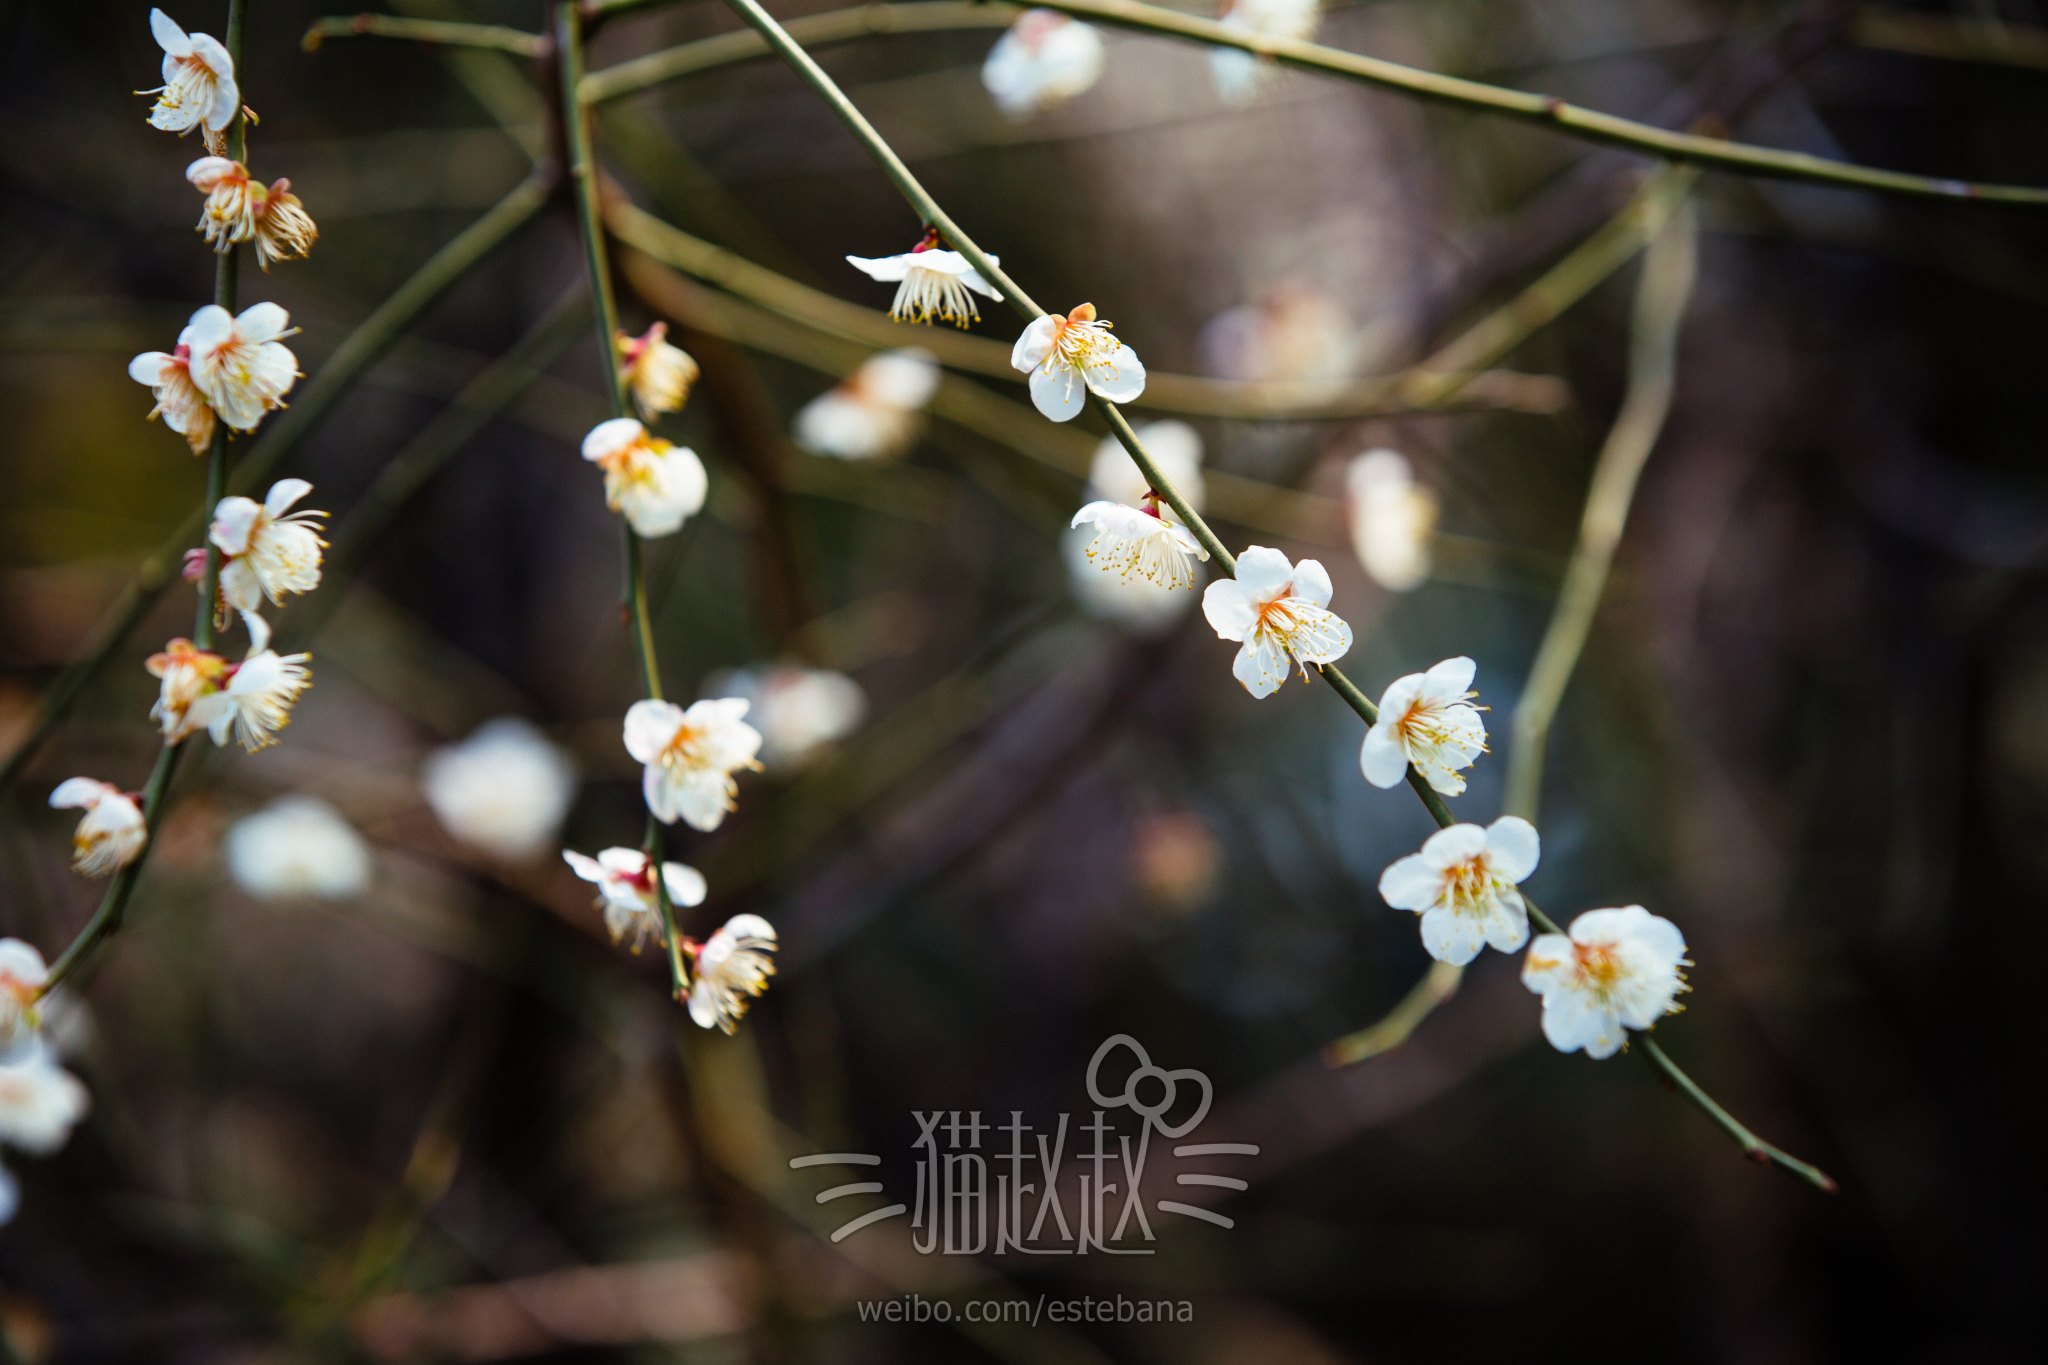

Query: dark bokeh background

[3,0,2047,1360]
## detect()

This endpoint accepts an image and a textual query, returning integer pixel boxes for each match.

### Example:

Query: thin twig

[556,1,688,1000]
[302,13,548,57]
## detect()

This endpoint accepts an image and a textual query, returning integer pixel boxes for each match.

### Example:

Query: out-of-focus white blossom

[0,942,49,1058]
[1346,450,1436,592]
[563,847,706,951]
[1522,906,1689,1059]
[210,478,326,617]
[793,348,940,461]
[184,302,301,432]
[128,342,215,455]
[1359,656,1485,795]
[185,158,317,269]
[47,779,147,880]
[623,698,763,832]
[146,638,229,744]
[1378,816,1538,965]
[142,8,239,150]
[1063,526,1199,633]
[226,796,371,900]
[686,914,777,1033]
[581,417,708,538]
[1011,303,1146,422]
[1088,420,1206,512]
[423,718,578,862]
[1196,282,1354,383]
[616,322,699,422]
[712,666,867,771]
[981,10,1106,119]
[1201,545,1352,697]
[847,239,1001,328]
[1070,501,1208,591]
[0,1047,89,1156]
[1210,0,1321,104]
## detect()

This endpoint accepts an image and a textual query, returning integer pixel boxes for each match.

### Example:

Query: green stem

[557,0,683,995]
[301,13,547,57]
[1638,1037,1837,1192]
[193,0,248,651]
[0,172,550,795]
[1024,0,2048,208]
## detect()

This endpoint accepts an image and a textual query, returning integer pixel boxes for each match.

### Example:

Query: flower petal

[209,496,261,555]
[622,698,683,764]
[1201,578,1256,641]
[1358,724,1408,788]
[48,778,112,811]
[1418,905,1485,965]
[1081,340,1146,403]
[1485,816,1540,882]
[1375,852,1442,911]
[1422,655,1476,699]
[1232,546,1295,603]
[1418,822,1488,868]
[1011,314,1059,373]
[846,253,911,283]
[151,8,191,56]
[1230,632,1290,698]
[1028,361,1087,421]
[563,850,606,884]
[1289,557,1335,608]
[663,862,708,908]
[263,477,312,518]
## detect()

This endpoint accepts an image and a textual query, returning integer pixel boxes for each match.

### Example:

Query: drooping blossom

[981,10,1106,119]
[685,914,778,1033]
[1063,525,1200,633]
[711,666,867,771]
[225,796,371,901]
[1070,501,1208,592]
[209,478,326,617]
[0,1047,89,1157]
[1522,906,1690,1059]
[1359,656,1486,795]
[1346,449,1436,592]
[422,718,578,862]
[615,322,699,421]
[47,779,147,880]
[1196,281,1355,383]
[793,348,940,461]
[1378,816,1539,965]
[184,302,301,432]
[142,8,239,151]
[1211,0,1322,105]
[1088,420,1206,512]
[128,343,216,455]
[1201,545,1353,697]
[0,942,49,1057]
[185,158,318,269]
[563,847,706,951]
[848,233,1001,328]
[1011,303,1145,422]
[623,698,763,832]
[147,614,312,752]
[580,418,708,538]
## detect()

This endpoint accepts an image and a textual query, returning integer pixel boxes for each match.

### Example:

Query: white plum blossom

[226,796,371,901]
[185,158,318,269]
[1011,303,1145,422]
[423,718,579,862]
[0,1047,90,1158]
[1070,501,1208,592]
[686,914,778,1033]
[1359,656,1486,795]
[793,348,940,461]
[563,847,707,951]
[209,478,326,616]
[1522,906,1690,1059]
[142,8,239,151]
[616,323,699,421]
[1201,546,1353,697]
[184,302,301,432]
[1061,529,1194,632]
[1347,449,1436,592]
[0,941,49,1058]
[47,779,148,880]
[623,698,763,832]
[147,614,313,752]
[1196,282,1356,383]
[1378,816,1539,965]
[581,417,708,538]
[981,10,1106,119]
[847,238,1001,328]
[128,342,215,455]
[1211,0,1322,104]
[1088,420,1206,512]
[713,666,867,771]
